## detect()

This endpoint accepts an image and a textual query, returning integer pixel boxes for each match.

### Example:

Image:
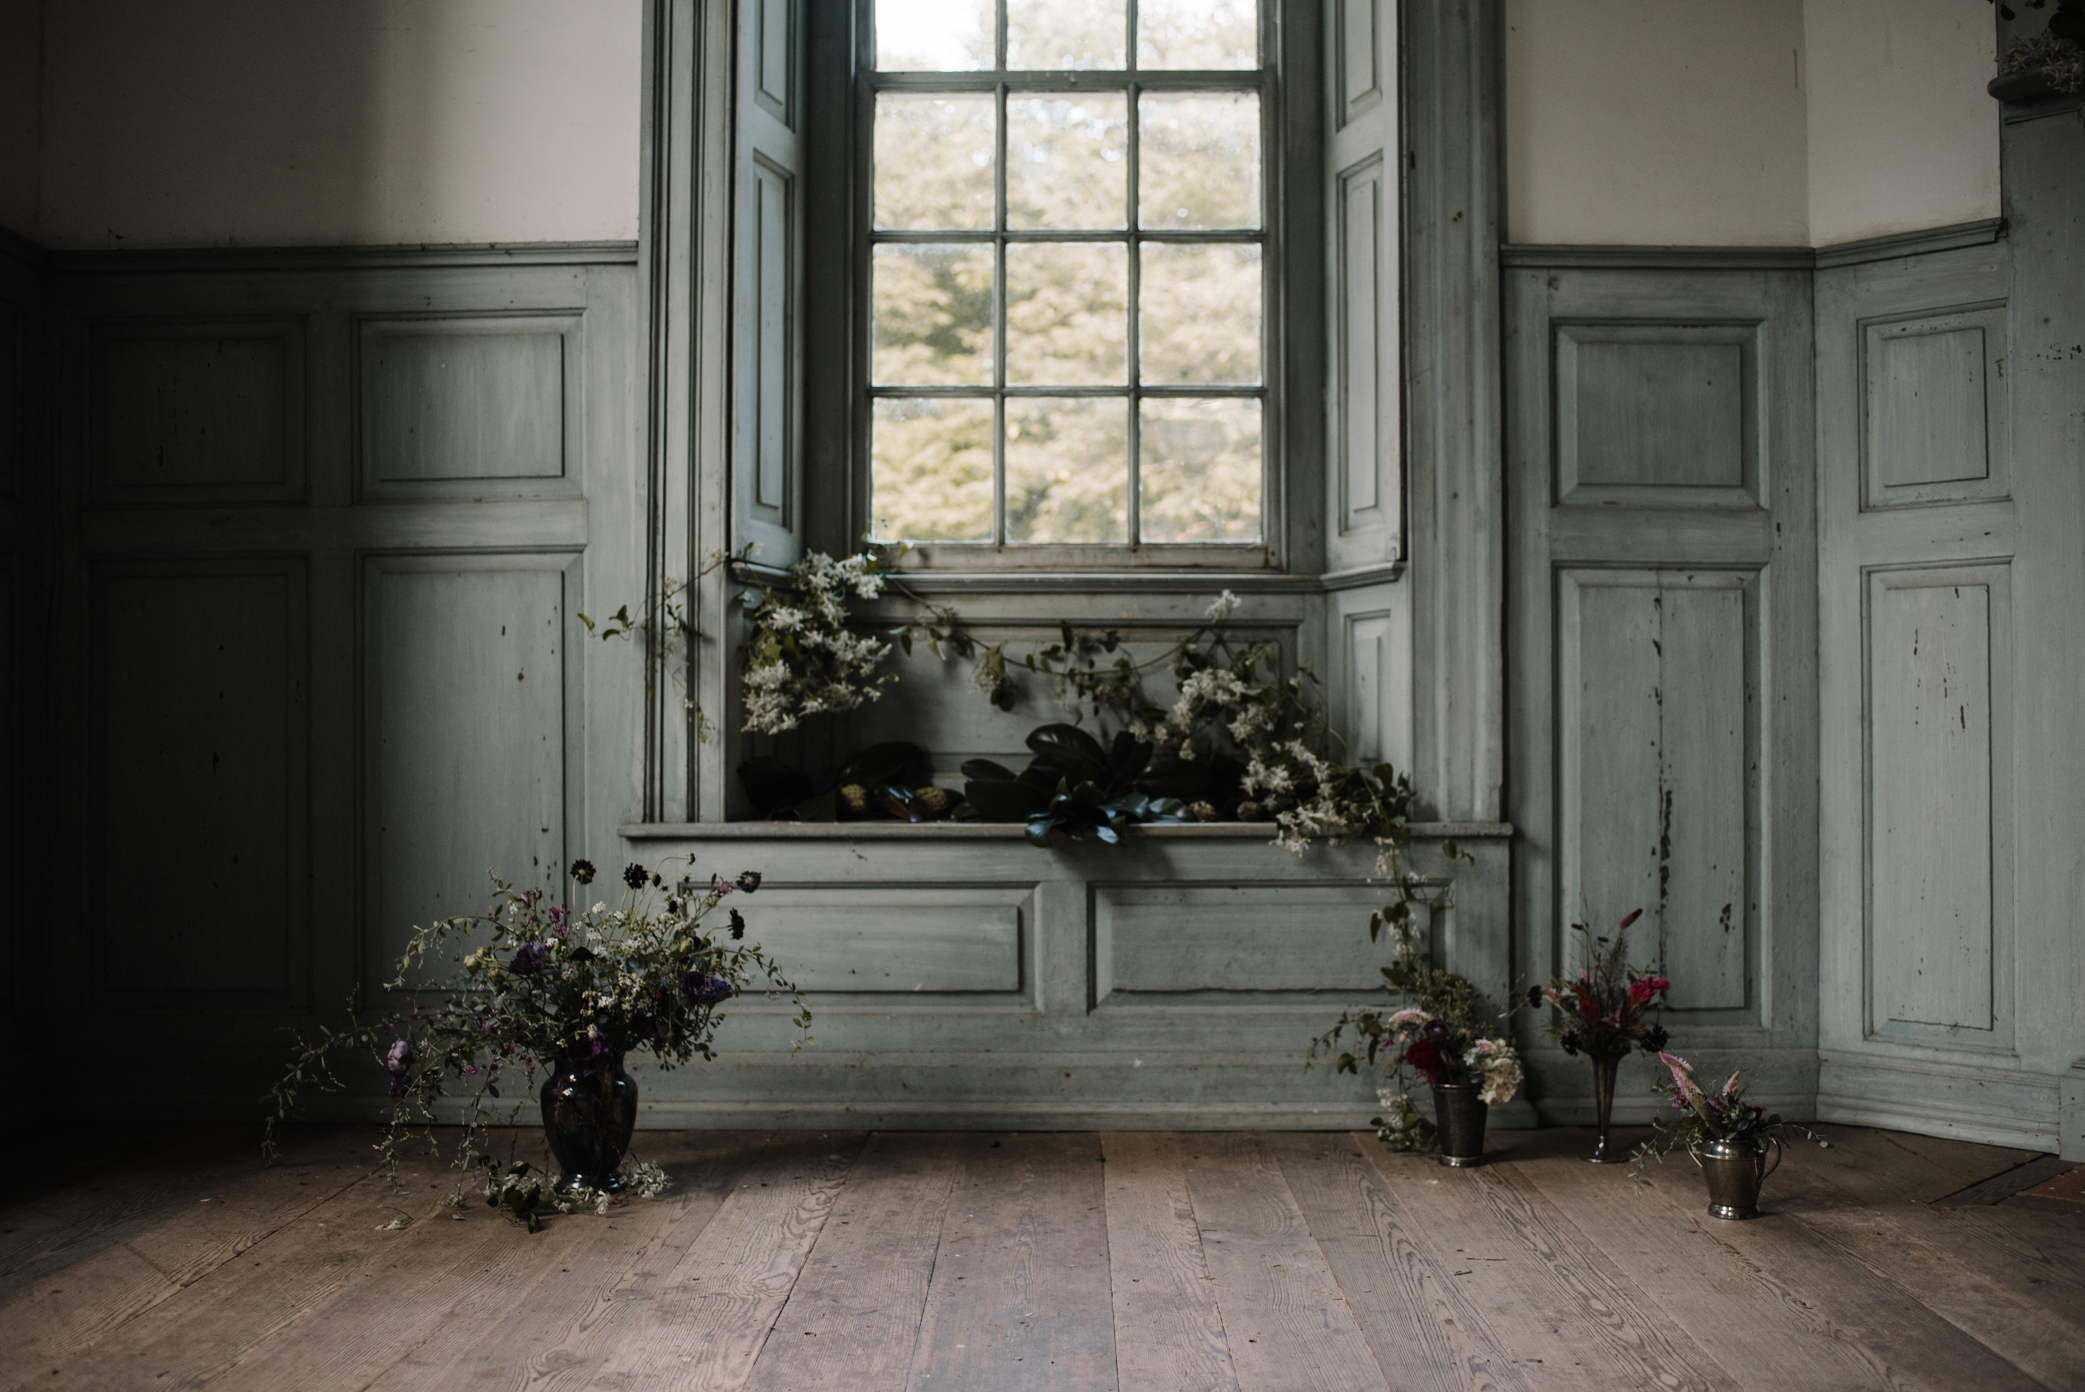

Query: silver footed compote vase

[1586,1051,1626,1163]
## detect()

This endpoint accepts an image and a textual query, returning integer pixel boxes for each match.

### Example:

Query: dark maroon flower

[735,870,764,893]
[1402,1037,1448,1084]
[509,942,544,975]
[567,945,597,964]
[623,862,649,889]
[729,908,746,940]
[1639,1023,1670,1053]
[1526,985,1543,1009]
[570,859,597,885]
[385,1039,414,1098]
[1560,1030,1581,1057]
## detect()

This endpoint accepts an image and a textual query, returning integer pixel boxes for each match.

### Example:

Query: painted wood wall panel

[753,162,792,518]
[0,299,15,491]
[93,319,305,501]
[1862,304,2008,508]
[1554,322,1758,507]
[364,558,573,978]
[1337,0,1382,122]
[1866,566,2005,1038]
[1509,262,1816,1111]
[1322,0,1400,574]
[741,884,1030,995]
[1094,882,1437,1002]
[95,563,306,1002]
[1558,569,1750,1011]
[1336,157,1384,527]
[359,317,572,487]
[1812,231,2061,1146]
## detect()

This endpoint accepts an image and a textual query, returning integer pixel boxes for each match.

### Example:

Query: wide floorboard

[3,1123,2080,1391]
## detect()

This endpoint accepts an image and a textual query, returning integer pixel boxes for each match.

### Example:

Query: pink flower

[1649,977,1671,993]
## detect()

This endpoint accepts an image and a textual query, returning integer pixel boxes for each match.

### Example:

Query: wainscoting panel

[1556,567,1753,1014]
[743,882,1033,997]
[45,247,641,1106]
[358,314,576,493]
[362,555,578,978]
[1862,303,2007,509]
[1335,0,1383,124]
[604,827,1514,1130]
[1093,880,1438,1004]
[92,558,309,1005]
[1813,205,2078,1148]
[1554,322,1757,506]
[92,318,306,503]
[1864,563,2011,1049]
[1508,260,1816,1115]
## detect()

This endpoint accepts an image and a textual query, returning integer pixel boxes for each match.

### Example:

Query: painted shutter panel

[733,0,805,568]
[1324,0,1400,571]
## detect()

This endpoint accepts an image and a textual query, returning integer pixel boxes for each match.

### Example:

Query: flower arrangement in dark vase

[267,857,807,1229]
[1311,907,1523,1166]
[1530,909,1673,1163]
[1630,1052,1829,1219]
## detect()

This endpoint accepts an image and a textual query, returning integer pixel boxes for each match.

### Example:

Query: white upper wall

[0,0,40,237]
[1505,0,1812,247]
[34,0,641,250]
[1804,0,2001,247]
[1506,0,2002,248]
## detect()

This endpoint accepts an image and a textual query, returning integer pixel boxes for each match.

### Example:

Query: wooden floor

[4,1123,2082,1391]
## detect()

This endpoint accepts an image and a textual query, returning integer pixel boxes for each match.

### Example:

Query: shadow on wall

[33,0,640,249]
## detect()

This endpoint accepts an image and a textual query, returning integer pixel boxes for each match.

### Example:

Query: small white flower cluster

[742,550,897,735]
[1372,1089,1435,1152]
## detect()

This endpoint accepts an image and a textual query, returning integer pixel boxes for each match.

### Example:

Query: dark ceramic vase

[1431,1083,1488,1168]
[539,1055,638,1194]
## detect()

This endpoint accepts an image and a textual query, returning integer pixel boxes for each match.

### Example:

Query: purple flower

[682,970,735,1006]
[729,908,746,940]
[623,862,649,889]
[509,942,544,975]
[570,859,596,885]
[385,1039,414,1098]
[735,870,764,894]
[565,1032,618,1078]
[710,874,734,897]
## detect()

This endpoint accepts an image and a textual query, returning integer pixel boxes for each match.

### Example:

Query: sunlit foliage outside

[868,0,1266,549]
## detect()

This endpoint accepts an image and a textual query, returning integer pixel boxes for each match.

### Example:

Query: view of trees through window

[867,0,1266,550]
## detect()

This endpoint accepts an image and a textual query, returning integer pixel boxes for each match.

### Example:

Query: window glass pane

[1006,243,1128,385]
[1007,0,1126,70]
[873,245,994,385]
[875,95,996,230]
[1137,93,1260,230]
[1008,96,1128,230]
[1137,0,1257,69]
[872,398,996,542]
[1006,398,1129,542]
[877,0,993,71]
[1140,397,1261,541]
[1140,243,1260,384]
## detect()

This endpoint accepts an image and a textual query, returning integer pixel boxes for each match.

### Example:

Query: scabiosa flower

[1526,985,1544,1008]
[1560,1030,1581,1057]
[570,859,597,885]
[385,1039,414,1098]
[509,942,544,975]
[729,908,746,940]
[623,862,649,889]
[1640,1023,1670,1053]
[735,870,763,893]
[682,970,735,1006]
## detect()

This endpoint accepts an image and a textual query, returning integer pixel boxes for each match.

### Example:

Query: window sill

[730,563,1403,595]
[620,819,1511,841]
